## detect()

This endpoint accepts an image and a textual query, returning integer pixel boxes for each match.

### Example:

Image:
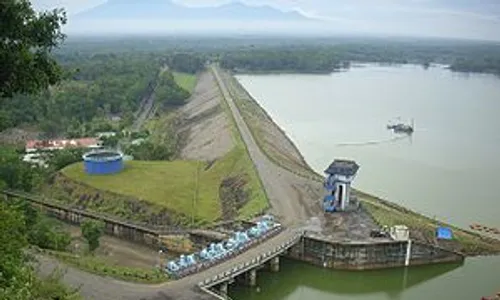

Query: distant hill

[72,0,311,21]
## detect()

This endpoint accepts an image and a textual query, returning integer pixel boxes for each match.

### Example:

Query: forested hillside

[0,52,202,137]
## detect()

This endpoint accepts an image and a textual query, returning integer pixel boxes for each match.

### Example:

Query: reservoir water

[233,64,500,300]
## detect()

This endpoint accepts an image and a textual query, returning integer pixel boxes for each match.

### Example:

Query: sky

[31,0,500,41]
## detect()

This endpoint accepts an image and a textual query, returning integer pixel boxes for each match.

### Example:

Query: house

[25,137,102,153]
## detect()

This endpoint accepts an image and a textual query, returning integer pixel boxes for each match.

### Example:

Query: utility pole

[192,161,200,227]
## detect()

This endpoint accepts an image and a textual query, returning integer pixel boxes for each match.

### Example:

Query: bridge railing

[171,226,285,279]
[198,230,303,288]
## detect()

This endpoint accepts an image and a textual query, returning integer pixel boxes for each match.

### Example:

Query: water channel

[231,64,500,300]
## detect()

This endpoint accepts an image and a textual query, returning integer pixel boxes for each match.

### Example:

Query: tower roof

[325,159,359,176]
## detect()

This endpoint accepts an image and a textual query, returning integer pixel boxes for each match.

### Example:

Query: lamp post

[157,249,163,269]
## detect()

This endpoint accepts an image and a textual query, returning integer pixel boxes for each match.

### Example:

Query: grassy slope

[62,145,266,224]
[173,72,197,93]
[358,190,500,255]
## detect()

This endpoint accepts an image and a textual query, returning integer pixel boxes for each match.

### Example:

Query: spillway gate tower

[323,159,359,212]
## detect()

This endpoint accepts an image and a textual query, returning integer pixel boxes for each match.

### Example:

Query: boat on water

[387,118,414,135]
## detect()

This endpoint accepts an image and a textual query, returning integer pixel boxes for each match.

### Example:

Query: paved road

[37,228,299,300]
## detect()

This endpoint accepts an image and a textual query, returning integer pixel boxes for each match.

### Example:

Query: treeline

[220,49,349,73]
[52,37,500,76]
[155,71,191,107]
[218,42,500,75]
[164,53,205,74]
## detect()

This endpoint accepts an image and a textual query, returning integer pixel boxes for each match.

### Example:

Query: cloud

[30,0,500,40]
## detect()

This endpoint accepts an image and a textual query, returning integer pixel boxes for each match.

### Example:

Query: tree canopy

[0,0,67,98]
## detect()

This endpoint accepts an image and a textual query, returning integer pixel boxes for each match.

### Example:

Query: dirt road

[37,227,299,300]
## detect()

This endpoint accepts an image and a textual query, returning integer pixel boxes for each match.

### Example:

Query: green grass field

[62,146,267,224]
[173,72,197,93]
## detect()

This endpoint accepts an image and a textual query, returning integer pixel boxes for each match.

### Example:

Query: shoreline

[224,68,500,256]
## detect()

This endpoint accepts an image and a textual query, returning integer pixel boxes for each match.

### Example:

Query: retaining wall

[288,234,464,270]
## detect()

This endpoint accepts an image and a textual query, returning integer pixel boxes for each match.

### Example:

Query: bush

[81,220,105,252]
[28,217,71,251]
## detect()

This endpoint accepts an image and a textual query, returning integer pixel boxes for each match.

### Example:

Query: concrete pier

[247,269,257,287]
[219,282,228,298]
[270,256,280,272]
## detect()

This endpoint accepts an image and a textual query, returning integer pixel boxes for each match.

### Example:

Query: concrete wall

[288,236,464,270]
[4,191,163,248]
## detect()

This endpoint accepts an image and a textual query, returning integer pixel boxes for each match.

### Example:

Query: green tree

[0,0,67,98]
[0,146,40,191]
[0,201,31,299]
[28,217,71,251]
[81,220,104,253]
[0,201,80,300]
[48,148,86,171]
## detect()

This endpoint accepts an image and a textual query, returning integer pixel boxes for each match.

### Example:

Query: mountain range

[72,0,311,22]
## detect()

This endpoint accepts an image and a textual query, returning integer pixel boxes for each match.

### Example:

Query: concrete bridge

[196,228,303,298]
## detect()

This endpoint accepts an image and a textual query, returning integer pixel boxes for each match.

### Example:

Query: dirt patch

[219,175,250,221]
[61,223,161,269]
[177,71,233,161]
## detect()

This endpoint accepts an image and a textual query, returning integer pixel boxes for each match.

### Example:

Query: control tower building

[323,159,359,212]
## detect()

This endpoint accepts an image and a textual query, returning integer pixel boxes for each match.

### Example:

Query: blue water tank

[82,150,124,175]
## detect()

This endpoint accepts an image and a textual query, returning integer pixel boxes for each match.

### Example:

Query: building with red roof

[25,138,102,153]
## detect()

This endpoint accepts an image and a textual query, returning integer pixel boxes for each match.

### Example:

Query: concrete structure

[82,150,124,175]
[390,225,410,241]
[288,233,464,270]
[323,159,359,212]
[1,190,178,248]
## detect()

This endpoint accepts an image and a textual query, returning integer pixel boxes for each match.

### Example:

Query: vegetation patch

[219,174,249,221]
[52,146,267,225]
[173,72,197,93]
[223,70,322,181]
[357,190,500,256]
